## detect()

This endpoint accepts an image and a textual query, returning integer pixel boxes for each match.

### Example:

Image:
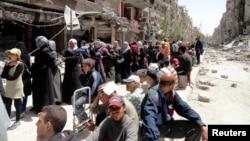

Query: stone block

[211,70,217,73]
[221,75,228,79]
[196,84,210,90]
[198,93,210,102]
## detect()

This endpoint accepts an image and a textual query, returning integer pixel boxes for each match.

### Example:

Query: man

[86,81,139,131]
[123,74,145,118]
[73,58,103,123]
[36,105,76,141]
[141,72,208,141]
[175,46,192,89]
[195,36,203,65]
[85,96,138,141]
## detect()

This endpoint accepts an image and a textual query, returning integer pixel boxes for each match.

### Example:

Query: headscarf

[35,36,49,48]
[49,40,56,51]
[121,41,130,54]
[67,38,78,52]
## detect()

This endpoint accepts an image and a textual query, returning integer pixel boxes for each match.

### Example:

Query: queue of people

[0,35,206,141]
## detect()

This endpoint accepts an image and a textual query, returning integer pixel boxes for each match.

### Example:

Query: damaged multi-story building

[0,0,195,53]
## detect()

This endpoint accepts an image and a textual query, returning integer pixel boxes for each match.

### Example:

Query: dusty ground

[188,46,250,125]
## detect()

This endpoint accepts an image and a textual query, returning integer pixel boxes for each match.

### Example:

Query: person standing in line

[112,40,122,83]
[15,41,32,117]
[195,36,203,65]
[48,40,63,104]
[117,41,132,82]
[0,75,11,141]
[85,96,138,141]
[30,36,56,113]
[141,72,208,141]
[61,38,83,104]
[1,48,24,130]
[36,105,76,141]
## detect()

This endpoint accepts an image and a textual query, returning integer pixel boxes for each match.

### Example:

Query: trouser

[3,97,22,122]
[72,94,90,121]
[196,50,201,64]
[21,95,28,113]
[178,75,187,89]
[158,120,201,141]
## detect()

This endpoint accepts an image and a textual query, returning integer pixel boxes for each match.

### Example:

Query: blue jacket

[141,84,205,141]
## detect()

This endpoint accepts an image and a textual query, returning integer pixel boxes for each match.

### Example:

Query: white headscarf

[67,38,78,52]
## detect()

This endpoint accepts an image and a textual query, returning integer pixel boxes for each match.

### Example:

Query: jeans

[3,97,22,122]
[72,94,90,121]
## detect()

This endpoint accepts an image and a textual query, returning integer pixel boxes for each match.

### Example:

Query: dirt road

[188,46,250,125]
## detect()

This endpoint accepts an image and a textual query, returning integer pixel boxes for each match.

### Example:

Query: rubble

[198,93,210,102]
[196,83,210,91]
[211,70,218,73]
[221,75,228,79]
[197,80,215,87]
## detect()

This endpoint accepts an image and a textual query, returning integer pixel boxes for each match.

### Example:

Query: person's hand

[201,125,208,141]
[85,121,96,131]
[61,57,66,62]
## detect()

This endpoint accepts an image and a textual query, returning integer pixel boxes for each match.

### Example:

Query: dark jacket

[79,69,103,101]
[41,130,77,141]
[176,52,192,75]
[141,85,205,141]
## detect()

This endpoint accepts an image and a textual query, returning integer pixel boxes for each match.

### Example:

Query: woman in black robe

[30,36,56,113]
[61,38,83,104]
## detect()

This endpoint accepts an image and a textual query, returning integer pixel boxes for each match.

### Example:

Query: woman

[30,36,56,113]
[61,38,83,104]
[1,48,24,130]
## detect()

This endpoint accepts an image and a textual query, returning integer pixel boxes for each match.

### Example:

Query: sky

[178,0,227,36]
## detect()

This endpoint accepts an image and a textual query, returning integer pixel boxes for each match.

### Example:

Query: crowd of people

[0,35,207,141]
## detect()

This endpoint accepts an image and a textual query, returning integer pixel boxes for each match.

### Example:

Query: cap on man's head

[99,81,118,95]
[5,48,21,58]
[123,75,140,83]
[108,96,125,107]
[148,63,159,72]
[172,58,179,65]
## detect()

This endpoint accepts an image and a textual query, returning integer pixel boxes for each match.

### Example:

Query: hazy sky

[178,0,227,36]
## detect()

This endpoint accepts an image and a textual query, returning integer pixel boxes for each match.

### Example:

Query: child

[1,48,24,130]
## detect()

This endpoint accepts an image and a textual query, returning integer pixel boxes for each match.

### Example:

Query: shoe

[7,121,21,130]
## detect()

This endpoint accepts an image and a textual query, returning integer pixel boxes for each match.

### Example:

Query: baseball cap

[123,75,140,83]
[172,58,179,65]
[100,81,118,95]
[108,96,125,107]
[148,63,159,72]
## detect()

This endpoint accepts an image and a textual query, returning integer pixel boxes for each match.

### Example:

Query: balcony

[123,0,154,9]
